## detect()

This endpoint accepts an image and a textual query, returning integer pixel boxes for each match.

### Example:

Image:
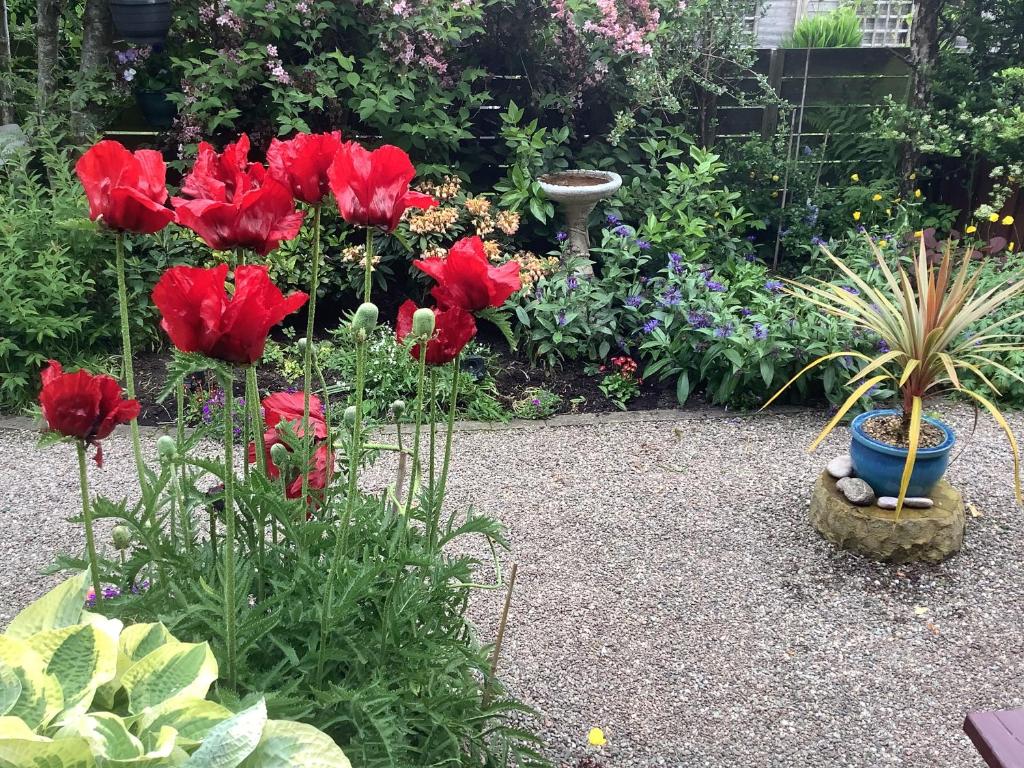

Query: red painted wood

[965,710,1024,768]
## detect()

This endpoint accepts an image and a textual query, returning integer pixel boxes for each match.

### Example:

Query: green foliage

[0,126,198,409]
[315,325,509,423]
[0,573,350,766]
[494,102,571,227]
[783,6,863,48]
[511,388,562,420]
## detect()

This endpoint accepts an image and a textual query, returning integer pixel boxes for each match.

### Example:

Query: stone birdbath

[538,170,622,268]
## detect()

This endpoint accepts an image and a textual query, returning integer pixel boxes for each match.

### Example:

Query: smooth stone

[877,496,934,510]
[809,472,964,563]
[827,454,854,479]
[836,476,875,506]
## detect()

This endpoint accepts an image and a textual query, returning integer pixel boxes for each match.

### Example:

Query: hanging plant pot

[135,90,177,129]
[110,0,172,45]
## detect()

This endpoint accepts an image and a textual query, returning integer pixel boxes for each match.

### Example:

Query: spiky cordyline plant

[763,235,1024,513]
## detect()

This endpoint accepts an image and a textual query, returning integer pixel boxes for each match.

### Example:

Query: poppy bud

[344,405,358,427]
[412,308,435,339]
[269,443,289,468]
[156,435,177,464]
[352,302,379,332]
[112,525,132,550]
[391,400,406,417]
[297,337,309,352]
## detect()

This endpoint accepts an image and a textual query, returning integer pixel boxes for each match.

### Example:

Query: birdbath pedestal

[539,170,622,272]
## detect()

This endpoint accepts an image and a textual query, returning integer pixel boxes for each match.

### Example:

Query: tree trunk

[0,0,13,123]
[35,0,60,113]
[73,0,112,137]
[900,0,943,189]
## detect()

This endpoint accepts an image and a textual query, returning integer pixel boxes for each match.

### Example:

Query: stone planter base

[809,471,965,563]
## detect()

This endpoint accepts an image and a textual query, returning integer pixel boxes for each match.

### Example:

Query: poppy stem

[318,321,367,684]
[302,204,322,504]
[76,440,103,603]
[363,228,374,303]
[114,232,147,489]
[404,341,429,522]
[176,381,193,552]
[428,367,437,497]
[433,352,461,548]
[313,350,337,514]
[219,367,238,687]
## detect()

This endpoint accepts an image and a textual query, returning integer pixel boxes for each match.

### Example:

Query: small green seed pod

[391,400,406,418]
[156,435,177,464]
[344,405,358,427]
[269,443,290,468]
[412,308,435,339]
[352,302,379,333]
[112,525,132,551]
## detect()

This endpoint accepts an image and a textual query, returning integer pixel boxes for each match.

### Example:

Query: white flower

[123,68,136,82]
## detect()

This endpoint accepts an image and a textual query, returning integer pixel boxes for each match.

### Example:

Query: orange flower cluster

[464,196,491,217]
[417,175,462,201]
[495,210,520,236]
[511,251,558,288]
[407,205,460,234]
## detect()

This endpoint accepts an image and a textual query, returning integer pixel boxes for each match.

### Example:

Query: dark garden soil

[127,346,680,426]
[862,413,946,449]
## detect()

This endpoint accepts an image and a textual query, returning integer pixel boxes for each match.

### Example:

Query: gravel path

[3,405,1022,767]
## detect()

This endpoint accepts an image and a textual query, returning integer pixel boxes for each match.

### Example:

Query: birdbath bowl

[539,170,622,263]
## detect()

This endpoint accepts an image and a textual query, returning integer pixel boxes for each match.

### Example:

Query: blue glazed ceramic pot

[849,409,955,497]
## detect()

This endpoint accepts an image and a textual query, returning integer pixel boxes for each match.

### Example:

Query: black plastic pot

[135,90,177,129]
[110,0,172,44]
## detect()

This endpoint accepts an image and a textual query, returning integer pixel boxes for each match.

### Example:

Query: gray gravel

[3,405,1023,767]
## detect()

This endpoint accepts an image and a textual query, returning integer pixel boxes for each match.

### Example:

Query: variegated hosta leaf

[120,642,218,717]
[55,713,180,767]
[0,664,21,717]
[0,732,94,768]
[0,716,37,739]
[27,623,118,716]
[239,719,352,768]
[0,636,64,730]
[135,698,233,749]
[183,700,267,768]
[4,573,89,640]
[94,623,176,712]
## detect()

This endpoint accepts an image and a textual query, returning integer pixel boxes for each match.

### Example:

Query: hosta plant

[0,572,350,767]
[764,235,1024,512]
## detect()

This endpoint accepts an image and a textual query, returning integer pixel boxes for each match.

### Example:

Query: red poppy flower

[179,134,265,203]
[248,390,333,502]
[173,178,304,256]
[395,300,477,365]
[38,360,140,466]
[152,264,308,365]
[262,391,328,440]
[267,132,344,206]
[75,140,174,234]
[327,142,437,231]
[413,236,522,312]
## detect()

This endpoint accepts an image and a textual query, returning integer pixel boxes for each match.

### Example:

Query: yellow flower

[1010,242,1017,252]
[914,189,922,199]
[989,213,1000,222]
[1003,215,1015,226]
[852,211,861,221]
[909,172,917,180]
[850,173,860,182]
[588,728,607,747]
[878,239,888,248]
[771,174,779,182]
[872,193,882,201]
[886,208,892,216]
[966,225,977,234]
[914,230,923,238]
